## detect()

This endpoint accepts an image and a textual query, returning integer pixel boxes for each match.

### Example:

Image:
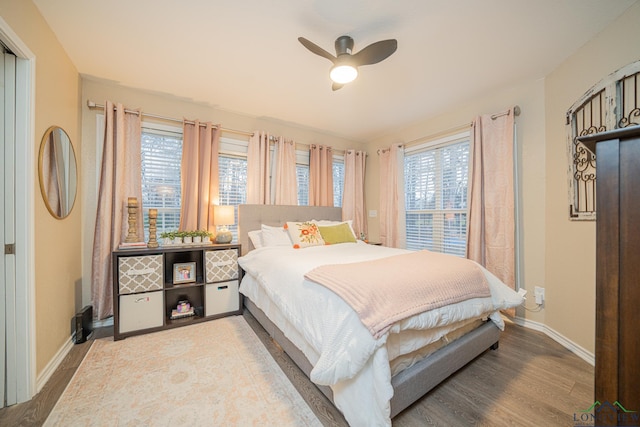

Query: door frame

[0,16,37,404]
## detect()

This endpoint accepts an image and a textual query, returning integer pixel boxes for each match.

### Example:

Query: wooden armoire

[580,125,640,421]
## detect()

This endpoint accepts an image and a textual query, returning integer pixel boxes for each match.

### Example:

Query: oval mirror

[38,126,78,219]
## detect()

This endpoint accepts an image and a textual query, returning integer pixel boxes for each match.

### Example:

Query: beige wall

[80,78,366,306]
[367,2,640,353]
[543,2,640,353]
[0,0,82,375]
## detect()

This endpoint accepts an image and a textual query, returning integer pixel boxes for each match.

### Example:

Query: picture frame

[173,262,196,284]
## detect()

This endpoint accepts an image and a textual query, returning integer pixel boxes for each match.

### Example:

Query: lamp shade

[213,205,235,226]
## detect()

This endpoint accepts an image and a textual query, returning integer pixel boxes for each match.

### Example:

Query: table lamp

[213,205,234,244]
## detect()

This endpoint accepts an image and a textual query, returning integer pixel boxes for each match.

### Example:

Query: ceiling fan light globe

[330,65,358,84]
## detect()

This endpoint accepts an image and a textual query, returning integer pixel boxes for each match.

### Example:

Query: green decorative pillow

[285,221,325,248]
[318,223,357,244]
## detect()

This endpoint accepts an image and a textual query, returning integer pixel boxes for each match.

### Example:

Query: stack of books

[118,242,147,250]
[170,307,195,320]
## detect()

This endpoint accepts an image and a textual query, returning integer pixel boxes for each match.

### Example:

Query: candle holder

[125,197,139,243]
[147,208,159,248]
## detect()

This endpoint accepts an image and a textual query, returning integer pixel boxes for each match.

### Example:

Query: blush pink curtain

[274,137,298,205]
[309,144,334,206]
[467,108,516,298]
[342,150,367,238]
[179,120,220,233]
[378,144,406,248]
[247,131,271,204]
[91,101,142,319]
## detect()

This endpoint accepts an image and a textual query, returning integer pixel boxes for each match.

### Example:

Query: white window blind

[219,154,247,241]
[333,158,344,207]
[404,136,470,257]
[141,126,183,239]
[297,164,309,206]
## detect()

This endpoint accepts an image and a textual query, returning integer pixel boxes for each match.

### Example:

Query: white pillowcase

[248,230,263,249]
[260,224,292,247]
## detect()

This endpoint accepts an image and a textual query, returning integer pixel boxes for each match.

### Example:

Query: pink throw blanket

[304,250,491,339]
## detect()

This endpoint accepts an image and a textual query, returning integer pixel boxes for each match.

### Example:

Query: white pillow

[312,219,358,240]
[260,224,292,247]
[247,230,263,249]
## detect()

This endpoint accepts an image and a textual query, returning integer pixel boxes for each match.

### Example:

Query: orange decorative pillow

[285,221,325,248]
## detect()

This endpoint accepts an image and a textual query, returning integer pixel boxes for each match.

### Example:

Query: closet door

[1,47,18,409]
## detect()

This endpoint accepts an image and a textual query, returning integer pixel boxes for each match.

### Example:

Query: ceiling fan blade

[298,37,336,63]
[332,82,344,91]
[352,39,397,66]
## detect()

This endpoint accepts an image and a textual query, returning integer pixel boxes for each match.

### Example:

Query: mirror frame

[38,126,78,219]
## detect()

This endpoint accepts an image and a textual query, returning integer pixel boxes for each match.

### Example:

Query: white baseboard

[35,318,111,394]
[511,316,595,366]
[36,335,74,393]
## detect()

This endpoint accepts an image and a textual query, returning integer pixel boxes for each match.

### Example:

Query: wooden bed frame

[237,204,501,418]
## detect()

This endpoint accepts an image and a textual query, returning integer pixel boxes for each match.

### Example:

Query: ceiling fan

[298,35,397,91]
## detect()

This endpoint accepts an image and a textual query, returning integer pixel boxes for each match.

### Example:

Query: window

[219,154,247,241]
[140,125,183,239]
[139,125,344,240]
[404,134,470,257]
[333,158,344,207]
[141,128,250,241]
[296,164,309,205]
[218,137,248,241]
[295,152,344,206]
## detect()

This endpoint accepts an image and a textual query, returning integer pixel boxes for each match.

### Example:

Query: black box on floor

[74,305,94,344]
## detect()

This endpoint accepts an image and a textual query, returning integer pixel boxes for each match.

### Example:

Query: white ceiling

[34,0,636,142]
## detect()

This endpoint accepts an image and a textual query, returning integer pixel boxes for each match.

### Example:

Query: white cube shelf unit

[112,243,242,340]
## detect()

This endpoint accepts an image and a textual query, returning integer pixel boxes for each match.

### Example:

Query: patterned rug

[44,316,321,426]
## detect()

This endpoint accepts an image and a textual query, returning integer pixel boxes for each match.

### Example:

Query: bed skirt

[243,296,500,418]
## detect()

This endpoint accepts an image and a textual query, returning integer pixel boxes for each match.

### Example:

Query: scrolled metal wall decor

[566,61,640,220]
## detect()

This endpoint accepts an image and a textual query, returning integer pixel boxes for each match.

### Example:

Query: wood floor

[0,326,113,427]
[245,313,594,427]
[0,313,593,427]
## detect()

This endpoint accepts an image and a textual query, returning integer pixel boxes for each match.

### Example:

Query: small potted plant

[170,230,182,245]
[198,229,211,243]
[192,230,202,244]
[178,230,191,244]
[159,231,174,245]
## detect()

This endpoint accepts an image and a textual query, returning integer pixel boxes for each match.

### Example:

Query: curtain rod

[87,100,349,156]
[403,105,521,148]
[86,100,253,138]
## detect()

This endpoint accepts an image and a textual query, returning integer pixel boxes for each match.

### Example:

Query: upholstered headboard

[238,204,342,255]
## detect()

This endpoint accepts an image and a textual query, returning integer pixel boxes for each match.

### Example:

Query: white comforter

[238,243,523,427]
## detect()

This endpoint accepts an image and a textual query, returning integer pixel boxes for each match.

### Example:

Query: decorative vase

[193,236,202,243]
[183,236,193,244]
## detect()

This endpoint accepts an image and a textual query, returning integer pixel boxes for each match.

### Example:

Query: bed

[237,204,523,426]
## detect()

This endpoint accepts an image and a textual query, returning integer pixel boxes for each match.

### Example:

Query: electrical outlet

[534,286,545,304]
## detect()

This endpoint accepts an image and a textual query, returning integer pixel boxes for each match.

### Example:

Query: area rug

[44,316,322,426]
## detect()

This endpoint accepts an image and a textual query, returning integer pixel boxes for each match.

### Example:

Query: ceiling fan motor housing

[335,35,354,56]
